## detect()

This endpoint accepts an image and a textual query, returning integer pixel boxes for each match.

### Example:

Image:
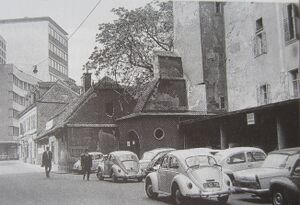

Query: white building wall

[224,2,299,111]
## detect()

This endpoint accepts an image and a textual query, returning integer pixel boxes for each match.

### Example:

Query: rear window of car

[226,153,246,164]
[119,154,138,162]
[251,151,266,161]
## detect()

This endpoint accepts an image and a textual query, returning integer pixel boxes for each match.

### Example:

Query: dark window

[290,69,299,97]
[215,2,222,14]
[105,102,114,116]
[256,18,263,32]
[257,84,271,105]
[226,153,246,164]
[220,96,225,109]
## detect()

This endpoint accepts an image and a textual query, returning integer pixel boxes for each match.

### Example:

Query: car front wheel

[97,168,103,180]
[172,185,185,205]
[145,180,158,199]
[217,195,229,203]
[272,189,287,205]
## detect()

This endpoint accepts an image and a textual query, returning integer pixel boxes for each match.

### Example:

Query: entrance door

[126,131,140,157]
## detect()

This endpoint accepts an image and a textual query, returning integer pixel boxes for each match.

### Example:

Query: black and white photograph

[0,0,299,204]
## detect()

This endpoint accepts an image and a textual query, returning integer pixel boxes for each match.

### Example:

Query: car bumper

[117,174,144,179]
[186,190,231,198]
[233,186,269,195]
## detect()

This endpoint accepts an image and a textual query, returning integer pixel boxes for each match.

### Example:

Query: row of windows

[49,43,68,61]
[49,58,68,75]
[9,109,19,119]
[49,26,68,47]
[9,126,19,137]
[0,56,5,64]
[10,91,26,106]
[12,75,35,91]
[0,40,6,50]
[20,114,37,135]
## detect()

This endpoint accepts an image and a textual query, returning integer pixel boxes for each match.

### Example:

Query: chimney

[81,72,92,92]
[153,51,183,79]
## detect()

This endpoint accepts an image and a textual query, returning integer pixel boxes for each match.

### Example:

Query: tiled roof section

[133,78,159,113]
[37,76,123,139]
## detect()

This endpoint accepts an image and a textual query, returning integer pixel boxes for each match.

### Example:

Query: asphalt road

[0,161,272,205]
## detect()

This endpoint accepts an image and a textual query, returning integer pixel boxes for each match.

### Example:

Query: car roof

[144,148,175,155]
[215,147,265,157]
[88,152,103,155]
[269,147,300,155]
[169,148,214,161]
[110,150,137,156]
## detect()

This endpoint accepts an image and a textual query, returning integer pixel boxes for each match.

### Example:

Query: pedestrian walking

[41,147,52,178]
[81,148,92,181]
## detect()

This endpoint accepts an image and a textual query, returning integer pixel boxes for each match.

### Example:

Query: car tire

[217,195,229,203]
[97,168,103,180]
[172,185,185,205]
[145,180,158,199]
[112,173,118,183]
[272,189,288,205]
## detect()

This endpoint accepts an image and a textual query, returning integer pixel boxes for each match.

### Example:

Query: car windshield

[118,154,138,162]
[262,154,288,168]
[141,152,155,161]
[185,155,217,168]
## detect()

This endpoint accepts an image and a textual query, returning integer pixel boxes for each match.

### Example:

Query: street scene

[0,160,273,205]
[0,0,300,204]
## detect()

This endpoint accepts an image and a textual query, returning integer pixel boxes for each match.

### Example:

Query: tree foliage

[86,1,173,88]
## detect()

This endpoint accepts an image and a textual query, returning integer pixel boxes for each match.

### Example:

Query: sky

[0,0,152,84]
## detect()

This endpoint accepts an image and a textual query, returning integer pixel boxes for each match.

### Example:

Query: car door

[225,152,247,172]
[291,159,300,191]
[104,154,114,175]
[158,155,169,193]
[166,156,180,193]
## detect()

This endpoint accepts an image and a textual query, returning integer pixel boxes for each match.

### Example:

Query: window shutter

[283,4,290,41]
[253,36,258,57]
[266,84,271,103]
[256,85,260,105]
[262,32,267,54]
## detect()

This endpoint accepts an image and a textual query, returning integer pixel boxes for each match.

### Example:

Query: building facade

[224,2,299,111]
[0,64,39,159]
[0,17,69,82]
[174,1,228,113]
[0,35,6,64]
[175,2,300,152]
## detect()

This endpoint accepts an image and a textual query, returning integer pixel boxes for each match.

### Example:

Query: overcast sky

[0,0,151,84]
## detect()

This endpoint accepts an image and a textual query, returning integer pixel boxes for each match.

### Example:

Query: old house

[37,75,135,172]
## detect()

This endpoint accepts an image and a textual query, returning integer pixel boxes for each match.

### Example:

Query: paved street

[0,161,271,205]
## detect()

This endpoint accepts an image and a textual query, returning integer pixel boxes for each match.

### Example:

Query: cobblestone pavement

[0,161,271,205]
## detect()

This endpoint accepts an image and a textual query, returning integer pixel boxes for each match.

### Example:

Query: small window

[105,102,114,116]
[284,4,299,42]
[252,151,266,161]
[226,153,246,164]
[256,18,263,32]
[153,128,165,140]
[247,152,255,162]
[257,84,271,105]
[169,157,179,169]
[215,2,222,14]
[219,96,225,109]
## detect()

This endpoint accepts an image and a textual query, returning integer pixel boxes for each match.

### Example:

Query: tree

[86,1,173,90]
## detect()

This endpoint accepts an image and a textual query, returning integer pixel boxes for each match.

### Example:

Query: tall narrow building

[0,17,69,82]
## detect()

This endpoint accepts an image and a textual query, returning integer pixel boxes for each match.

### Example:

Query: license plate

[203,182,220,188]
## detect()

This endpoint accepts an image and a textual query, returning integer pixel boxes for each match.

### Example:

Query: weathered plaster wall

[224,2,299,111]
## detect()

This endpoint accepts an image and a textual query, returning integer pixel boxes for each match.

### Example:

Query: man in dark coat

[42,147,53,178]
[81,148,92,180]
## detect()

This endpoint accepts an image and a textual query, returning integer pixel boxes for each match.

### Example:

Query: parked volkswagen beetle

[96,151,144,182]
[145,149,232,205]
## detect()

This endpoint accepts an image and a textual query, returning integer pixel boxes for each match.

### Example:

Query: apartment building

[0,17,69,82]
[0,64,39,159]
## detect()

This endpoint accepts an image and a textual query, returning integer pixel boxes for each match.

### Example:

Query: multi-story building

[175,2,299,152]
[0,17,69,82]
[0,64,39,159]
[0,35,6,64]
